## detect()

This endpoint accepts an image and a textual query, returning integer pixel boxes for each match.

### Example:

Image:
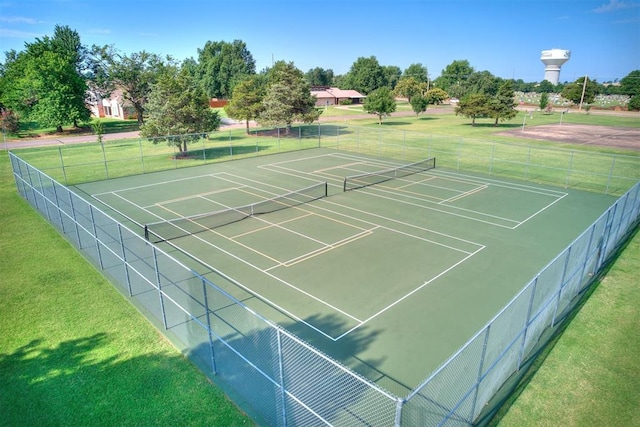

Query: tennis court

[74,147,616,394]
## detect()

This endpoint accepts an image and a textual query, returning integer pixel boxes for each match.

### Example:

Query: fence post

[100,140,109,179]
[605,155,616,195]
[68,190,82,249]
[394,398,404,427]
[152,247,168,330]
[36,172,53,222]
[552,246,572,327]
[517,278,538,370]
[89,205,104,270]
[202,277,217,375]
[58,147,68,185]
[470,325,491,421]
[276,328,288,426]
[117,224,134,297]
[138,138,146,175]
[565,151,574,188]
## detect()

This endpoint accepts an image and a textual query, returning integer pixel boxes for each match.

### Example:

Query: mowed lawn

[0,154,253,425]
[1,110,639,426]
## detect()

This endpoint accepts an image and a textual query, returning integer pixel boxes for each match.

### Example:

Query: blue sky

[1,0,639,83]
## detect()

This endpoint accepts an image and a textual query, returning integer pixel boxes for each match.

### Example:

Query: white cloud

[594,0,640,13]
[0,16,40,24]
[0,28,43,38]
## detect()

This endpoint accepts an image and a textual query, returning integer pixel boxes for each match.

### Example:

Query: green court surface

[74,148,616,395]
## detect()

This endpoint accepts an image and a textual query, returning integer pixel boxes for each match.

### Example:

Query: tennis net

[343,157,436,191]
[144,182,328,243]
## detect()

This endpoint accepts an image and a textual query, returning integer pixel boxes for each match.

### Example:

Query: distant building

[87,89,135,120]
[310,86,366,106]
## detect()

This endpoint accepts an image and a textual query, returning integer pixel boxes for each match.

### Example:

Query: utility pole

[578,75,588,111]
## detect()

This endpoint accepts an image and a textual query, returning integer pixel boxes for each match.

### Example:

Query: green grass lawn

[493,230,640,427]
[5,117,140,140]
[2,110,639,426]
[0,154,253,425]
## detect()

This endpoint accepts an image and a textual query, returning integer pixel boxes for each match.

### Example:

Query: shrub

[1,109,20,133]
[628,95,640,111]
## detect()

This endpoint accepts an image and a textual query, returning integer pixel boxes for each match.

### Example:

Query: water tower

[540,49,571,85]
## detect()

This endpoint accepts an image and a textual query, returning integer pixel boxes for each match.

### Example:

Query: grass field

[0,155,254,425]
[2,111,639,426]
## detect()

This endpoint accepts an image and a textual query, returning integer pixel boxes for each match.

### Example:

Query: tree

[466,71,501,96]
[94,48,172,125]
[305,67,334,86]
[196,40,255,99]
[383,65,402,90]
[619,70,640,96]
[225,75,265,133]
[433,60,475,93]
[403,63,429,83]
[140,66,221,155]
[341,56,387,95]
[410,94,429,116]
[628,95,640,111]
[1,26,90,132]
[455,93,490,126]
[363,86,396,124]
[561,76,599,106]
[539,92,549,111]
[259,61,320,131]
[424,88,449,105]
[393,77,427,102]
[488,80,518,126]
[536,80,555,93]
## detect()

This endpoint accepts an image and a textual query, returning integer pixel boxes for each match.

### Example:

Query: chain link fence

[9,124,640,426]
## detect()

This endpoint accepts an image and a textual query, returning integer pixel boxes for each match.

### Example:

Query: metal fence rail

[9,126,640,426]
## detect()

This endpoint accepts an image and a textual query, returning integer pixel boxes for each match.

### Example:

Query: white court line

[440,184,489,204]
[352,185,521,229]
[334,247,483,340]
[91,173,223,197]
[221,171,482,254]
[269,227,376,270]
[513,192,569,229]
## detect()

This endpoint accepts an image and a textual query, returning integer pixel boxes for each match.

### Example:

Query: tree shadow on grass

[0,334,250,425]
[460,122,522,129]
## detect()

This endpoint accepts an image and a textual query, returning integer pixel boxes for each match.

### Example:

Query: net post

[324,182,328,197]
[343,178,347,192]
[144,225,149,241]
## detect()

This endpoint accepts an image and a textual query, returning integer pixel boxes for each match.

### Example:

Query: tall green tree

[259,61,320,131]
[224,75,265,133]
[393,76,427,102]
[305,67,334,86]
[424,88,449,105]
[410,94,429,116]
[383,65,402,90]
[140,66,221,155]
[561,76,600,106]
[488,80,518,126]
[92,48,174,125]
[0,25,90,132]
[466,71,502,96]
[433,60,475,94]
[455,93,490,126]
[403,63,429,83]
[341,56,387,95]
[196,40,255,99]
[363,86,396,124]
[619,70,640,96]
